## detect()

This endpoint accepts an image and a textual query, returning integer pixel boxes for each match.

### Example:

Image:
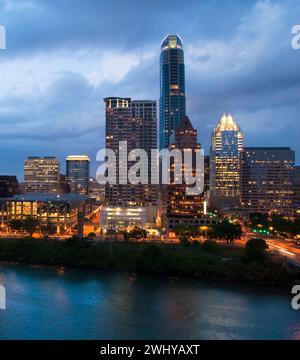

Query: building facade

[210,114,244,209]
[293,165,300,217]
[66,155,90,195]
[167,116,204,222]
[160,34,186,149]
[0,176,19,198]
[240,147,295,216]
[1,193,87,236]
[103,97,157,207]
[24,156,60,194]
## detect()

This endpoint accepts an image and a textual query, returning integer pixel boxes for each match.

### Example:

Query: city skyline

[0,0,300,180]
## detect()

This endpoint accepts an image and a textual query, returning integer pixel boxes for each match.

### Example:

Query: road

[245,232,300,265]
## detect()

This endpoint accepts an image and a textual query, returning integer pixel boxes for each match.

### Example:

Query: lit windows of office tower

[66,156,90,195]
[210,114,244,209]
[240,147,295,216]
[160,34,186,149]
[167,116,204,229]
[24,156,60,194]
[104,97,157,206]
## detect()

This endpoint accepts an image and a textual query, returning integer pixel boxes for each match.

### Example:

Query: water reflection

[0,264,299,340]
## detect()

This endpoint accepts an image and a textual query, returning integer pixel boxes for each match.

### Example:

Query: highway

[245,232,300,265]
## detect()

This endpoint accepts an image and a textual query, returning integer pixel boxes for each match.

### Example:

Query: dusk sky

[0,0,299,179]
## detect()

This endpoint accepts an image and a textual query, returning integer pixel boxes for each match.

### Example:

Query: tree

[127,227,148,242]
[22,217,40,236]
[210,220,243,243]
[249,213,270,228]
[9,219,23,232]
[245,238,268,262]
[179,234,191,247]
[174,224,198,237]
[202,240,219,252]
[40,222,56,239]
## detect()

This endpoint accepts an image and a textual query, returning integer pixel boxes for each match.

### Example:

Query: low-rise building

[0,193,88,236]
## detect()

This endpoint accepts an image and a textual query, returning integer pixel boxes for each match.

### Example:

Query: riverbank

[0,237,294,286]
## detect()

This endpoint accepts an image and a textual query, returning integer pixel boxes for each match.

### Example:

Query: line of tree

[248,212,300,236]
[123,227,148,242]
[174,220,243,244]
[9,217,56,238]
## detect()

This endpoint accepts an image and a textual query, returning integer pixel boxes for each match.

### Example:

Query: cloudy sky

[0,0,299,179]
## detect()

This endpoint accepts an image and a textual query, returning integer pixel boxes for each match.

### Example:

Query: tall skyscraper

[167,116,208,229]
[160,34,186,149]
[167,116,202,213]
[24,156,60,194]
[66,155,90,195]
[240,147,295,216]
[210,114,244,208]
[104,97,157,206]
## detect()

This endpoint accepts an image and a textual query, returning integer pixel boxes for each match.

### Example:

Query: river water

[0,264,299,340]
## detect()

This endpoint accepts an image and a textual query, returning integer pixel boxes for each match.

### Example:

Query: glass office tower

[210,114,244,209]
[159,34,186,149]
[66,155,90,195]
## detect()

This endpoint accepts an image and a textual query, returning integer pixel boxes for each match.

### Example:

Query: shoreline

[0,237,295,288]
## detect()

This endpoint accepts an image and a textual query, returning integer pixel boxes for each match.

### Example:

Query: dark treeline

[0,237,294,286]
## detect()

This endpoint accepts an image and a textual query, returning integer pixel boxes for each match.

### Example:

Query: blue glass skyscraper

[159,34,186,149]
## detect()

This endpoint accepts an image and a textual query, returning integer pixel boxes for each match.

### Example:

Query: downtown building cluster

[0,155,104,237]
[100,35,298,233]
[0,34,298,237]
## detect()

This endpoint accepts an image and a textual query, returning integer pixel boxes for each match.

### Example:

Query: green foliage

[179,234,191,247]
[174,224,199,236]
[0,238,293,285]
[192,240,201,247]
[249,213,269,228]
[202,240,219,253]
[40,222,56,238]
[245,238,268,262]
[88,232,96,238]
[22,217,40,236]
[9,219,22,231]
[126,227,148,242]
[209,220,243,242]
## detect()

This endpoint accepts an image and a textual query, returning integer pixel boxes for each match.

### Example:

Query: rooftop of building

[215,113,241,133]
[27,156,58,160]
[161,34,183,50]
[66,155,90,161]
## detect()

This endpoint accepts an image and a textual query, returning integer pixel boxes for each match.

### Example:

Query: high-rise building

[59,174,71,194]
[24,156,60,194]
[293,165,300,203]
[204,155,210,194]
[66,155,90,195]
[0,176,19,198]
[89,177,105,202]
[293,165,300,217]
[210,114,244,209]
[167,116,207,229]
[160,34,186,149]
[104,97,157,206]
[240,147,295,216]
